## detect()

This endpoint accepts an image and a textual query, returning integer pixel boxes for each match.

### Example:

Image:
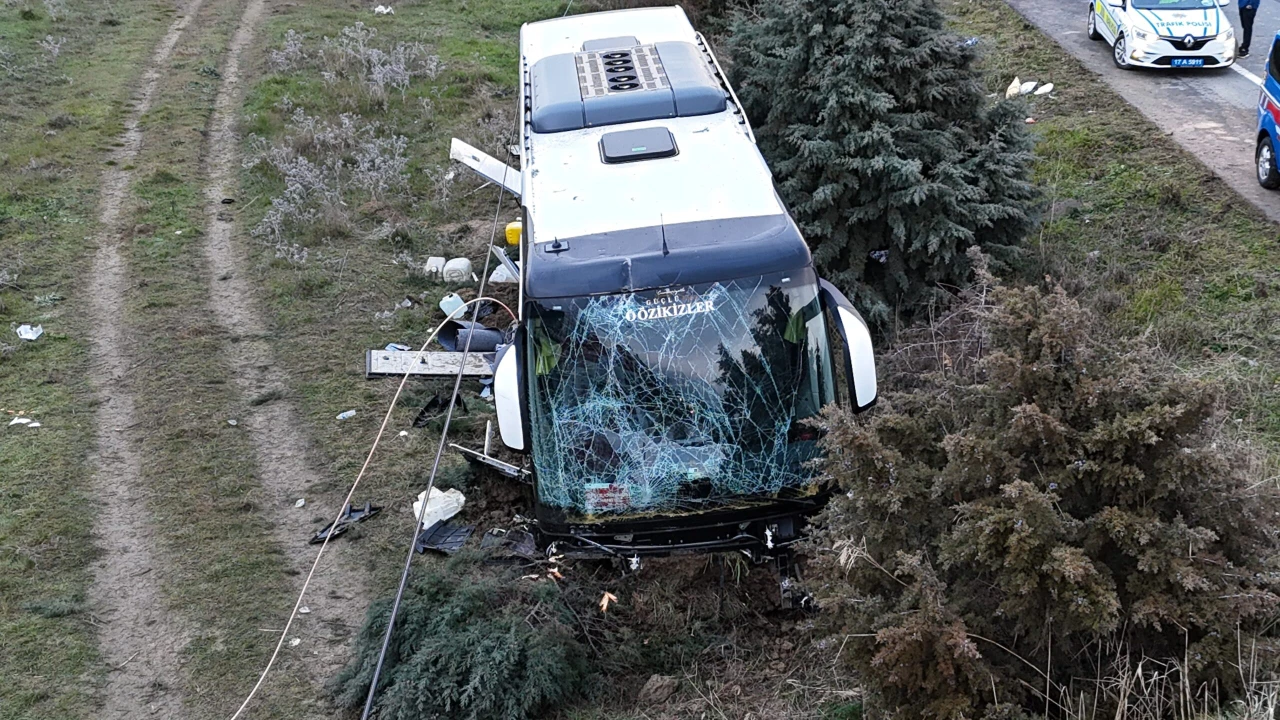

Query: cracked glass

[527,269,835,520]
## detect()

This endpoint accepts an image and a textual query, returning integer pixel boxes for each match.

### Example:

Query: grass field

[0,2,177,716]
[1,0,1277,717]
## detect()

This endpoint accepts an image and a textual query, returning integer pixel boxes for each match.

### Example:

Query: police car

[1088,0,1236,70]
[1254,32,1280,188]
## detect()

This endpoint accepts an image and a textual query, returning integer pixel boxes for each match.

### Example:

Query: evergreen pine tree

[726,0,1039,328]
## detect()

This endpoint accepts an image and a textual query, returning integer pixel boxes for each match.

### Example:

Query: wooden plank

[365,350,494,378]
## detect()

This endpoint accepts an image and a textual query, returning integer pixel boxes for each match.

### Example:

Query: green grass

[0,2,185,717]
[946,0,1280,439]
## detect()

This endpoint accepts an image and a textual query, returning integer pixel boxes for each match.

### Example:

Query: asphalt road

[1005,0,1280,222]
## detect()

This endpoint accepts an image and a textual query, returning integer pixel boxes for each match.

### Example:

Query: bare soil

[201,0,370,690]
[84,1,208,717]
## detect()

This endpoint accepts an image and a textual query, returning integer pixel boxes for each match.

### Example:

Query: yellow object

[505,221,522,246]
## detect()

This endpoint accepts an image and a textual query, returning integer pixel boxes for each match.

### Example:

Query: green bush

[333,554,590,720]
[725,0,1039,328]
[807,252,1280,718]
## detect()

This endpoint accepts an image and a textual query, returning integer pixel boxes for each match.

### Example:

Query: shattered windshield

[527,269,836,520]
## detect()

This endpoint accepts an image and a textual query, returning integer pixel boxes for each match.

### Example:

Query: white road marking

[1231,62,1264,87]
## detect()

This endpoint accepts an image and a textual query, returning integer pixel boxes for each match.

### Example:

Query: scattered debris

[298,606,311,615]
[1035,82,1055,95]
[227,419,238,426]
[15,324,43,341]
[442,257,472,283]
[638,674,679,704]
[8,416,34,427]
[1005,76,1021,99]
[962,36,980,47]
[411,487,465,530]
[221,197,235,204]
[398,430,409,438]
[479,528,538,557]
[1025,117,1037,124]
[437,319,502,352]
[424,256,446,279]
[336,409,356,420]
[289,638,301,647]
[1019,80,1038,95]
[439,292,465,320]
[488,264,518,283]
[374,4,393,14]
[599,591,618,613]
[309,502,382,544]
[413,391,468,427]
[397,297,414,309]
[385,342,411,352]
[294,498,306,508]
[414,520,475,555]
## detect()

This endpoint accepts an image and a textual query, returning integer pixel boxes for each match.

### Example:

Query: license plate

[1172,58,1204,67]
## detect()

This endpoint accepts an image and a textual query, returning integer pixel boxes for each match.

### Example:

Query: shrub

[333,554,590,720]
[807,252,1280,718]
[244,107,410,260]
[725,0,1039,329]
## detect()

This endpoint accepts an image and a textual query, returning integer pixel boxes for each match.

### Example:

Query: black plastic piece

[413,391,469,428]
[309,502,382,544]
[479,528,538,558]
[415,520,475,555]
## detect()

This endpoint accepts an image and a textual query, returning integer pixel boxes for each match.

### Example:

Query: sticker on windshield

[624,291,715,322]
[584,483,631,513]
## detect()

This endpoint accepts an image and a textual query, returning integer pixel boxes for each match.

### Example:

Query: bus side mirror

[818,279,877,412]
[493,334,529,451]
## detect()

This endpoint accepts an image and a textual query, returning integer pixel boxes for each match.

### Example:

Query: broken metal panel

[365,350,493,378]
[449,443,528,479]
[449,138,521,197]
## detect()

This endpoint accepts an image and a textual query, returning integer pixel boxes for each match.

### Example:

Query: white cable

[228,296,515,720]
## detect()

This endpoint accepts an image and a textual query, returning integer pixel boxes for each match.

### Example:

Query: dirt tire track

[86,1,208,717]
[201,0,370,690]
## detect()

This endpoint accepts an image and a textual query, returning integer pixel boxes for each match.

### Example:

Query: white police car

[1088,0,1236,70]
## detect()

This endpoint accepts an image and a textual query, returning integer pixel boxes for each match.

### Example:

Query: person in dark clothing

[1239,0,1258,58]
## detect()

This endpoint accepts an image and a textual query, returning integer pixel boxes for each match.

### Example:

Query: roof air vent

[529,41,727,133]
[599,127,677,164]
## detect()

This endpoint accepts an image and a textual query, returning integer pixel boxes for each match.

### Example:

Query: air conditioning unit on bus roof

[528,39,727,132]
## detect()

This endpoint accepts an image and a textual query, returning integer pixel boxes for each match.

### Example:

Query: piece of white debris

[175,230,183,235]
[374,4,393,14]
[411,487,466,530]
[228,419,238,426]
[15,324,43,341]
[298,606,311,615]
[336,410,356,420]
[1034,82,1055,95]
[1019,80,1038,95]
[295,498,306,508]
[1005,76,1022,99]
[1025,117,1037,124]
[289,638,301,647]
[9,417,32,426]
[398,430,409,438]
[28,422,41,428]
